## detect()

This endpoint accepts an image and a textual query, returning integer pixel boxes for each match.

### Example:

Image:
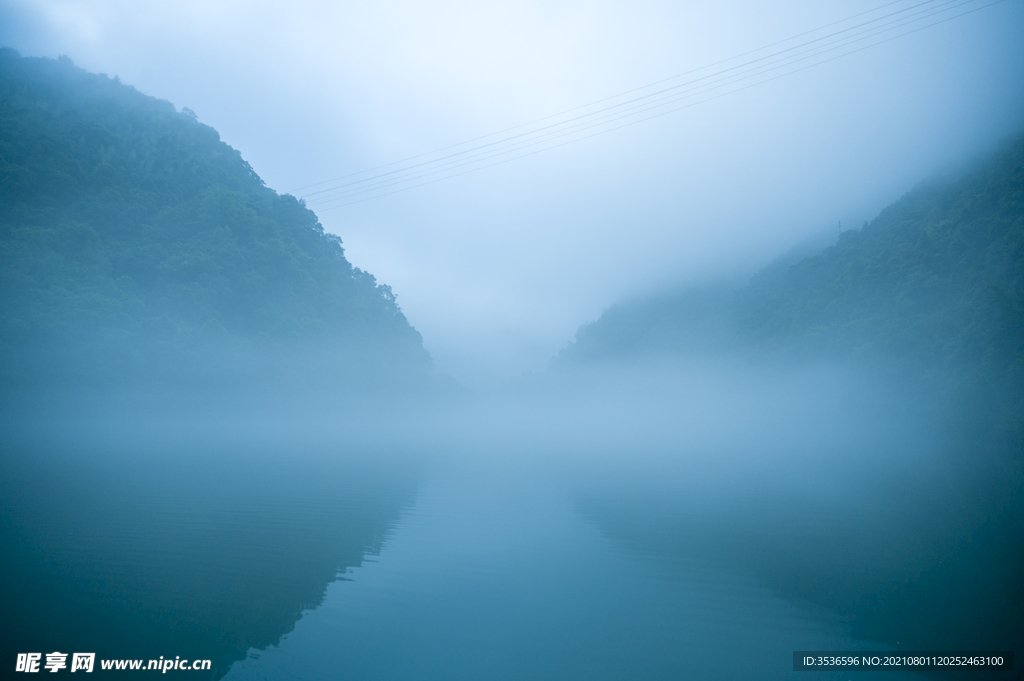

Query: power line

[308,0,975,208]
[291,0,1002,211]
[301,0,960,205]
[284,0,917,195]
[312,2,1005,212]
[285,0,916,196]
[305,0,994,210]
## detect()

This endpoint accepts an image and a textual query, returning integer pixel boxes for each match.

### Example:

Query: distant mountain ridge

[559,134,1024,376]
[0,49,431,389]
[557,136,1024,660]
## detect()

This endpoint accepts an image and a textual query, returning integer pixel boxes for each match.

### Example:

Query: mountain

[556,136,1024,659]
[0,49,431,392]
[559,134,1024,377]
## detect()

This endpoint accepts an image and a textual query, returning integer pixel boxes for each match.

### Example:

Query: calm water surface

[5,381,1010,681]
[222,461,911,681]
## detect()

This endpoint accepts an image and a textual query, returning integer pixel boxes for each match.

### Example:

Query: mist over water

[6,348,1016,679]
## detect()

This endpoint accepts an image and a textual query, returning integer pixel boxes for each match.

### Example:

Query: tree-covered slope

[557,138,1024,660]
[560,134,1024,375]
[0,49,430,388]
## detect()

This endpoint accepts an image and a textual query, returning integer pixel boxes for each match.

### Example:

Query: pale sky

[2,0,1023,384]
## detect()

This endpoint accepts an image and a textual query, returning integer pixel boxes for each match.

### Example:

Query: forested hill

[559,134,1024,377]
[0,49,431,390]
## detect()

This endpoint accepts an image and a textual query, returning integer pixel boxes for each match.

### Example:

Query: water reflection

[566,404,1022,657]
[0,435,421,678]
[2,363,1018,680]
[224,462,916,681]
